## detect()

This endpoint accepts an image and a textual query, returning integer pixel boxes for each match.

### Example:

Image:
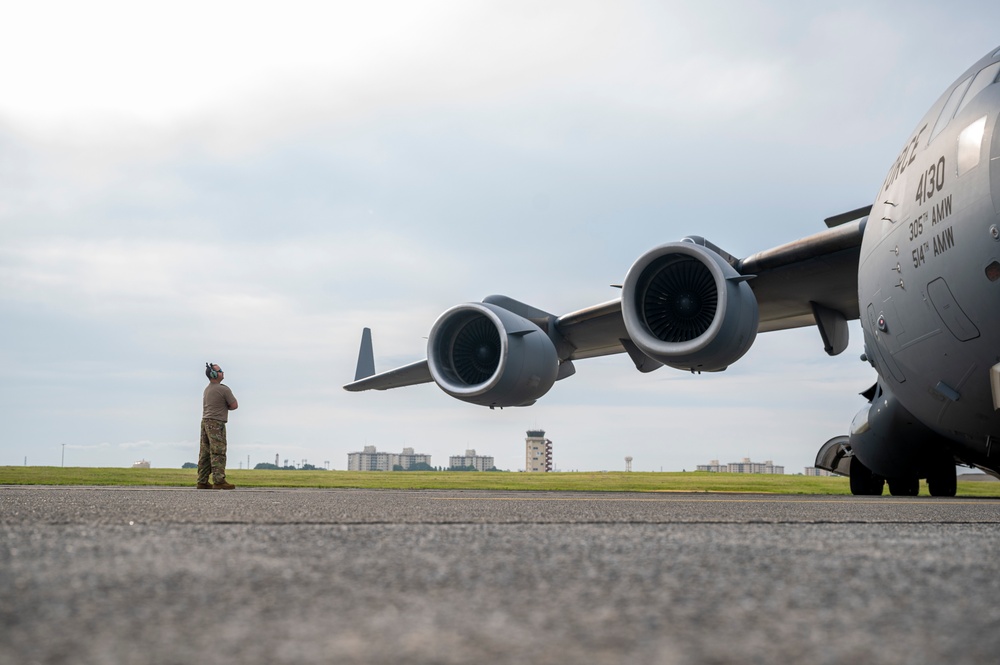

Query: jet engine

[621,241,759,372]
[426,302,559,407]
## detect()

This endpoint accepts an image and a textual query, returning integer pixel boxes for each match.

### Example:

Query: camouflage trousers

[198,418,228,485]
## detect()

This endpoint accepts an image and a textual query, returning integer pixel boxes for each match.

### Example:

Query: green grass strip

[2,467,999,496]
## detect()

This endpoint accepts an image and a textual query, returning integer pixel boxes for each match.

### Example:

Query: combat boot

[212,481,236,490]
[196,482,213,489]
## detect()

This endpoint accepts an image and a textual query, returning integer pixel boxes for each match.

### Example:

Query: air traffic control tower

[525,430,552,472]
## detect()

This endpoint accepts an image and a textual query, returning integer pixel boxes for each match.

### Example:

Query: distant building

[348,446,390,471]
[348,446,431,471]
[525,430,552,472]
[396,447,432,470]
[804,467,837,477]
[697,458,784,474]
[450,449,495,471]
[131,459,151,469]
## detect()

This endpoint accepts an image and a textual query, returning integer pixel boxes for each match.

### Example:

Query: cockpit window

[931,76,973,141]
[956,62,1000,116]
[957,116,987,176]
[931,63,1000,143]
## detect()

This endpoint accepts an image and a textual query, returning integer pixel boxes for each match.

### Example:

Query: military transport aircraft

[346,45,1000,497]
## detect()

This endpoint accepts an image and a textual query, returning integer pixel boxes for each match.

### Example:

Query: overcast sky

[2,1,999,473]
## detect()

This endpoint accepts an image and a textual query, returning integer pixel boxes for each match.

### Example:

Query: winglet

[354,328,376,381]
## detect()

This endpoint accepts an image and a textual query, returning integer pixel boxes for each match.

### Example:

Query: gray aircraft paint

[855,46,1000,487]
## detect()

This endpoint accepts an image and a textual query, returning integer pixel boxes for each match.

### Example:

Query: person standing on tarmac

[197,362,239,489]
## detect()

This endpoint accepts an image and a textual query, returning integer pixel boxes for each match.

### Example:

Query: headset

[205,362,219,380]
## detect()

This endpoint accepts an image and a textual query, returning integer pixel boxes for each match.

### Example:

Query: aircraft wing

[740,216,864,333]
[344,358,432,392]
[345,210,866,396]
[556,215,866,360]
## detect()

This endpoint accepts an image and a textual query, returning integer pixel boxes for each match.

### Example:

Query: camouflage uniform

[197,419,228,485]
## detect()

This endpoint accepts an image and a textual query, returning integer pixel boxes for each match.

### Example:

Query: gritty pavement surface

[2,487,1000,664]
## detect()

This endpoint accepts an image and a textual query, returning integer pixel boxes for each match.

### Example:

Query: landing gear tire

[927,466,957,497]
[850,456,885,496]
[887,477,920,496]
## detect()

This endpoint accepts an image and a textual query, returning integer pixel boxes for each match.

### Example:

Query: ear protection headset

[206,362,219,380]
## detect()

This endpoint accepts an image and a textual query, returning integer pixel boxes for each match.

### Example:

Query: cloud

[1,2,998,472]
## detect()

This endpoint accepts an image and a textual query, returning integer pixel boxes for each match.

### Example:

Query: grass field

[2,467,999,496]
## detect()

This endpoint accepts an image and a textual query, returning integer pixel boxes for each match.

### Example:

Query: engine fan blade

[642,257,718,342]
[451,317,501,384]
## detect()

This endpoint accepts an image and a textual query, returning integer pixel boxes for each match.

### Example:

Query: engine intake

[621,241,759,371]
[427,302,559,407]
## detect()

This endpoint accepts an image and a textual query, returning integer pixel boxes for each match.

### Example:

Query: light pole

[62,444,65,467]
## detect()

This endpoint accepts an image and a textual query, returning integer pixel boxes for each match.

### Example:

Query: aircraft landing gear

[927,465,957,497]
[849,456,885,496]
[887,477,920,496]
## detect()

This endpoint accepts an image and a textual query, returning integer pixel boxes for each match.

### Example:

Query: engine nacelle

[427,302,559,407]
[621,241,759,372]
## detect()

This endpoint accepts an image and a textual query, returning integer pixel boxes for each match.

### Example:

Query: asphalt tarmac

[3,487,1000,665]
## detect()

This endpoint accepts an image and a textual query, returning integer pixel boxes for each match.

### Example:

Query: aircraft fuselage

[858,47,1000,476]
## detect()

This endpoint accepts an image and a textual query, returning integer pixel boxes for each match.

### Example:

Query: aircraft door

[927,277,981,341]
